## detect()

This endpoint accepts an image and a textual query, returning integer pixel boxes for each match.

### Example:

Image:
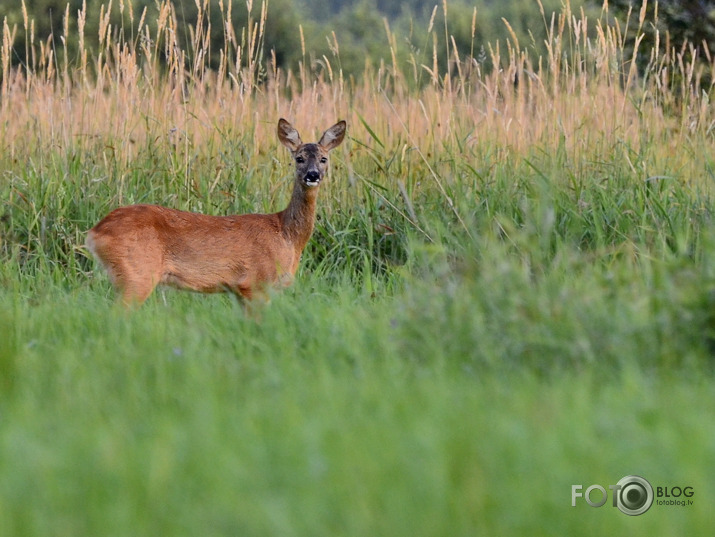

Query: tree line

[1,1,713,82]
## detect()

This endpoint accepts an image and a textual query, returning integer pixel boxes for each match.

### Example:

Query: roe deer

[86,118,346,306]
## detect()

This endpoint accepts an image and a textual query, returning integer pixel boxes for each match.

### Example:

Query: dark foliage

[606,0,715,88]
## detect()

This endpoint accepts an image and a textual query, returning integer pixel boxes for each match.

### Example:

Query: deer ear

[277,118,302,151]
[318,120,346,151]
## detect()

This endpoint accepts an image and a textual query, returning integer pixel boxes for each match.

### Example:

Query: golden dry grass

[0,0,711,177]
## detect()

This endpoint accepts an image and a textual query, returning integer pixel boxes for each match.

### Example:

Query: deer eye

[295,156,305,163]
[320,157,327,164]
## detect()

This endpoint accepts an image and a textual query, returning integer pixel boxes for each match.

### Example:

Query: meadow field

[1,1,714,535]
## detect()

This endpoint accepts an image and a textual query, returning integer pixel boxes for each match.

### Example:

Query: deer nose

[304,171,321,185]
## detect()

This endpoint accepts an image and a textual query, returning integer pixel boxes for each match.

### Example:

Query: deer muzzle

[303,170,321,187]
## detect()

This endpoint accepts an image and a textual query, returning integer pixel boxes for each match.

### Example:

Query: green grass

[0,280,714,536]
[2,133,715,535]
[3,160,715,535]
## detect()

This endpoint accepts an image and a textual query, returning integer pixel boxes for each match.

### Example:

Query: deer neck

[280,181,319,250]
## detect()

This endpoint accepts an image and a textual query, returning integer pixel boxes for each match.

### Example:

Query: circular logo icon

[615,475,654,516]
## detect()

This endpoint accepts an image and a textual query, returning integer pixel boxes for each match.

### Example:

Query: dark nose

[305,171,320,183]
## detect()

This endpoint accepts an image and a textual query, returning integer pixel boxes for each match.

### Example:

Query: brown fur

[86,119,346,306]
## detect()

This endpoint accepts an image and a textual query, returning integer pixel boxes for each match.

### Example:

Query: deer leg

[115,275,157,307]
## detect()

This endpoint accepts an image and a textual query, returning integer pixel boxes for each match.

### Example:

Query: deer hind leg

[87,230,164,307]
[115,253,166,306]
[93,249,162,307]
[92,258,155,307]
[116,275,158,307]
